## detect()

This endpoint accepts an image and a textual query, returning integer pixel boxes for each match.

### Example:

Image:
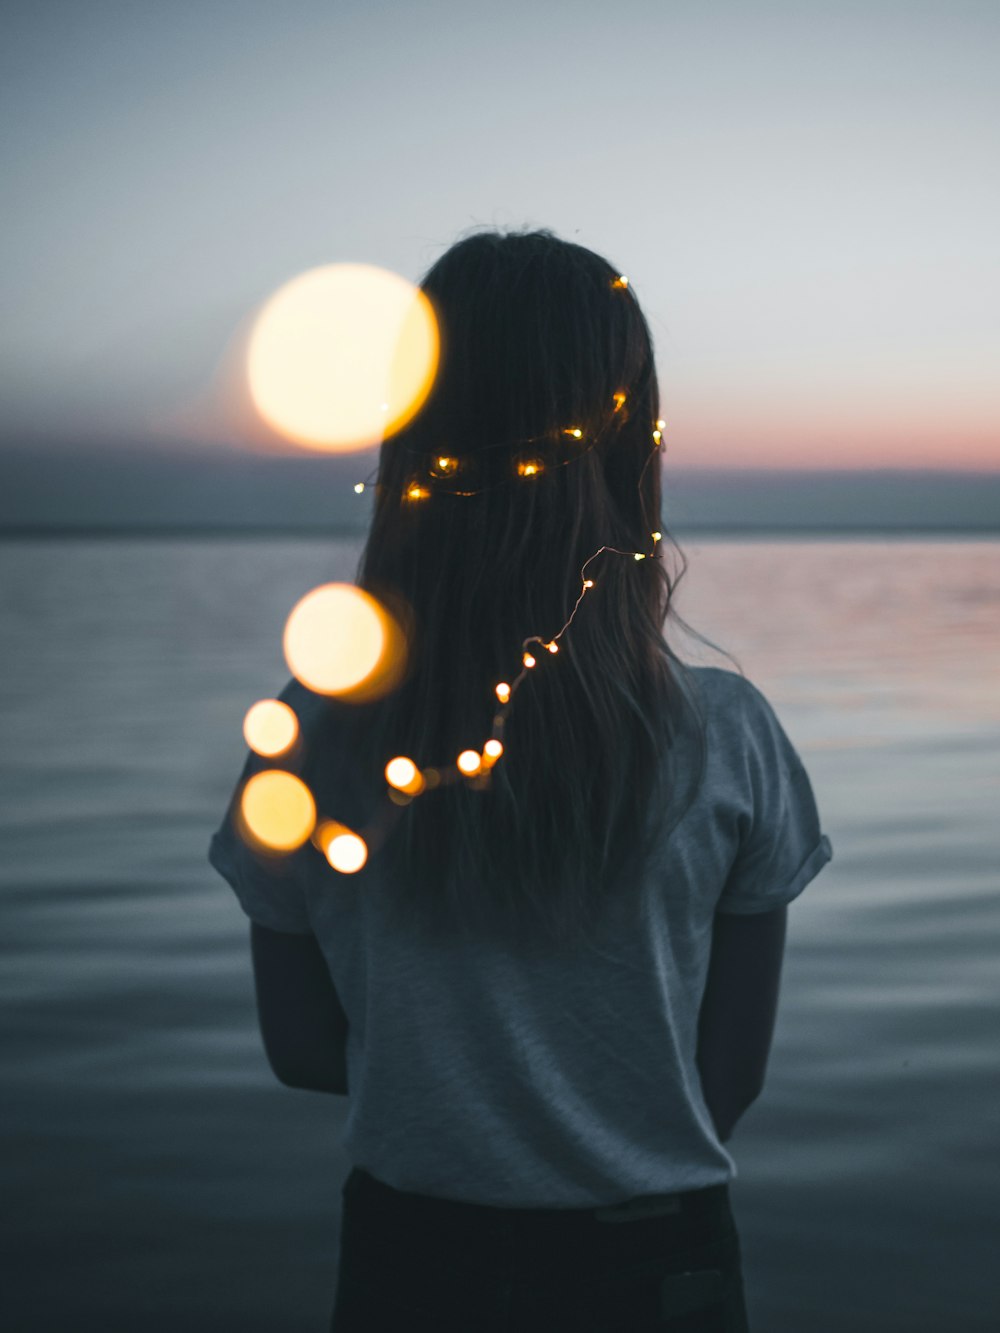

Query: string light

[457,749,482,776]
[327,831,368,873]
[244,272,673,872]
[316,821,369,873]
[385,755,424,794]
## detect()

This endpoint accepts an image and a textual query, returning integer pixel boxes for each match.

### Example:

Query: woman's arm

[249,922,350,1094]
[695,904,788,1142]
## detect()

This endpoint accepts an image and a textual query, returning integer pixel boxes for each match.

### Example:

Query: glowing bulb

[328,833,367,873]
[613,392,626,411]
[283,582,390,697]
[243,699,299,757]
[652,430,661,443]
[484,739,503,761]
[652,531,662,541]
[385,756,418,790]
[315,820,368,872]
[240,771,316,852]
[246,263,438,451]
[495,682,511,702]
[560,428,582,439]
[656,419,666,429]
[613,275,629,289]
[406,482,430,500]
[546,641,559,653]
[523,652,536,668]
[517,460,542,477]
[354,482,365,494]
[584,579,594,588]
[457,749,482,775]
[634,552,646,561]
[436,456,457,473]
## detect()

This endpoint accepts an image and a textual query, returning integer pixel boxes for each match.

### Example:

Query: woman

[209,227,833,1331]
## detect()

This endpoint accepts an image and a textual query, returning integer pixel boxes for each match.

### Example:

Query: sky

[2,0,998,480]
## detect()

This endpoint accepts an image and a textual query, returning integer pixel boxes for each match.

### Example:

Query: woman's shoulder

[683,663,756,710]
[682,664,782,747]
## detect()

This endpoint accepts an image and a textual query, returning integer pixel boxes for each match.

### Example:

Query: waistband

[345,1167,730,1227]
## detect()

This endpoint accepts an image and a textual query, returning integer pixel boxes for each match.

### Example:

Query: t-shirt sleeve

[715,679,833,915]
[207,681,317,935]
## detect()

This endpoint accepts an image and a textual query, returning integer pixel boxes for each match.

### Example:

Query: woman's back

[209,661,832,1207]
[207,226,833,1328]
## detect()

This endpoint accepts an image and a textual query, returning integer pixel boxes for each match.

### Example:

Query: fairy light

[457,749,482,776]
[241,270,674,873]
[328,832,368,873]
[385,755,424,794]
[317,821,369,873]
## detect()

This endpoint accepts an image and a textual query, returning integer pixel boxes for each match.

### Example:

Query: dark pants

[331,1166,751,1332]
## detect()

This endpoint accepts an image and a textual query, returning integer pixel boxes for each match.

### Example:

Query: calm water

[1,536,999,1332]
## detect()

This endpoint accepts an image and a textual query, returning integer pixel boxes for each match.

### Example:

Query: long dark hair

[311,227,735,955]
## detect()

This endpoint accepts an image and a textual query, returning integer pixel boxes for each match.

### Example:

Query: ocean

[2,535,998,1332]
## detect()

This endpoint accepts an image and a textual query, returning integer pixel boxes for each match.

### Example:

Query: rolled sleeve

[207,680,320,935]
[716,681,833,915]
[208,822,313,935]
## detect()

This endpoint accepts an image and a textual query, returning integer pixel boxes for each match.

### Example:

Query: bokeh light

[283,582,408,701]
[239,770,316,852]
[483,739,503,763]
[385,755,424,794]
[246,262,439,451]
[315,820,368,874]
[242,698,299,757]
[457,749,482,776]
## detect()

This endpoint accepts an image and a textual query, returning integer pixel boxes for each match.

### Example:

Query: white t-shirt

[209,664,833,1208]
